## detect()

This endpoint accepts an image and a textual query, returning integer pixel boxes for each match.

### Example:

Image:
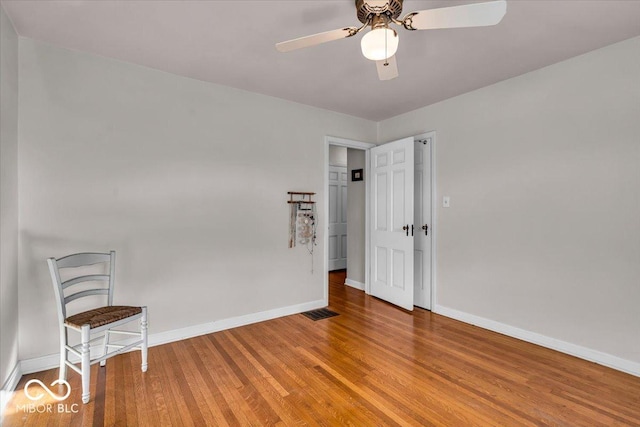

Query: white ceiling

[3,0,640,121]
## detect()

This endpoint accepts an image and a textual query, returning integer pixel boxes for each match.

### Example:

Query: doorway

[323,133,435,311]
[323,137,375,304]
[328,147,348,271]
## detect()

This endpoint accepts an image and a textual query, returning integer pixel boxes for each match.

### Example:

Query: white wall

[0,5,19,388]
[17,38,377,361]
[346,149,365,284]
[379,37,640,367]
[9,28,640,374]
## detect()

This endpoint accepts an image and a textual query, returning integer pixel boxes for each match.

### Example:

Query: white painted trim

[1,362,21,393]
[364,148,371,295]
[21,338,138,375]
[15,299,326,376]
[19,353,59,376]
[150,299,325,347]
[325,136,376,150]
[344,278,365,291]
[324,136,376,300]
[323,140,330,306]
[430,132,437,309]
[434,304,640,377]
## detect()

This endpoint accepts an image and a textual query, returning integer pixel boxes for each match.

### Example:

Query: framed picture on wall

[351,169,363,181]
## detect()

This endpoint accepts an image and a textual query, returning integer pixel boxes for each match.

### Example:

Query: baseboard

[15,299,327,378]
[148,299,325,347]
[1,362,21,394]
[344,278,365,291]
[434,304,640,377]
[19,353,59,376]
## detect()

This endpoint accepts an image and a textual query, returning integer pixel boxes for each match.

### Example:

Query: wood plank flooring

[4,270,640,426]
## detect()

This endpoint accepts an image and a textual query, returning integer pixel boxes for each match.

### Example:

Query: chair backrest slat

[56,253,111,269]
[64,288,109,305]
[48,251,116,321]
[62,274,110,290]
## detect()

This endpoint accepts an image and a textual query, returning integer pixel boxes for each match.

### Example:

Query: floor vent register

[301,308,339,321]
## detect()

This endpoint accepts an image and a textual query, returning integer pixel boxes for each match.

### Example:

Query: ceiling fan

[276,0,507,81]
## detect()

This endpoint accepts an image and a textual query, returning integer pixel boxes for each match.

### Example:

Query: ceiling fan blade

[276,27,357,53]
[404,0,506,30]
[376,55,398,81]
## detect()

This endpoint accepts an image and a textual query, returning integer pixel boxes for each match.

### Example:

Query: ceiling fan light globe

[360,28,399,61]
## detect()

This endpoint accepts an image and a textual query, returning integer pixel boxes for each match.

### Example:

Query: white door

[370,137,414,311]
[414,137,433,310]
[328,166,348,270]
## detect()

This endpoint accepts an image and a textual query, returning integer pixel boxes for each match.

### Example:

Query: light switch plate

[443,196,450,208]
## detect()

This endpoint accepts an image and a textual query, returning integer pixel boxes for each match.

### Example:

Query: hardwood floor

[4,270,640,426]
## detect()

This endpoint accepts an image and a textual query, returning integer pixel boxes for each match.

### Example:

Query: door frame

[323,132,436,310]
[324,136,376,304]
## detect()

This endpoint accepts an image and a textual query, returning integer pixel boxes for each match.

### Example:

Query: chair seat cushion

[65,305,142,329]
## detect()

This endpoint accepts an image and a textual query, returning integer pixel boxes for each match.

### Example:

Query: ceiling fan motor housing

[356,0,404,24]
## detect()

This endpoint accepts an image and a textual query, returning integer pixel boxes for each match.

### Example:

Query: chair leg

[100,330,110,367]
[141,306,148,372]
[81,325,91,404]
[59,328,67,381]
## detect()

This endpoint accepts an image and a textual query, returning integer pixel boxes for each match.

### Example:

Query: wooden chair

[47,251,147,404]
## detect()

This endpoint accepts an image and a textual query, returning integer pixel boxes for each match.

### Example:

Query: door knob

[402,224,409,236]
[422,224,429,236]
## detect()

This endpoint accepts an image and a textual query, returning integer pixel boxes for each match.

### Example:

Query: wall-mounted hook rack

[287,191,318,272]
[287,191,316,205]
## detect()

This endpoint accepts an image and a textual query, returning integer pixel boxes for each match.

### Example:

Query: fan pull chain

[384,28,389,65]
